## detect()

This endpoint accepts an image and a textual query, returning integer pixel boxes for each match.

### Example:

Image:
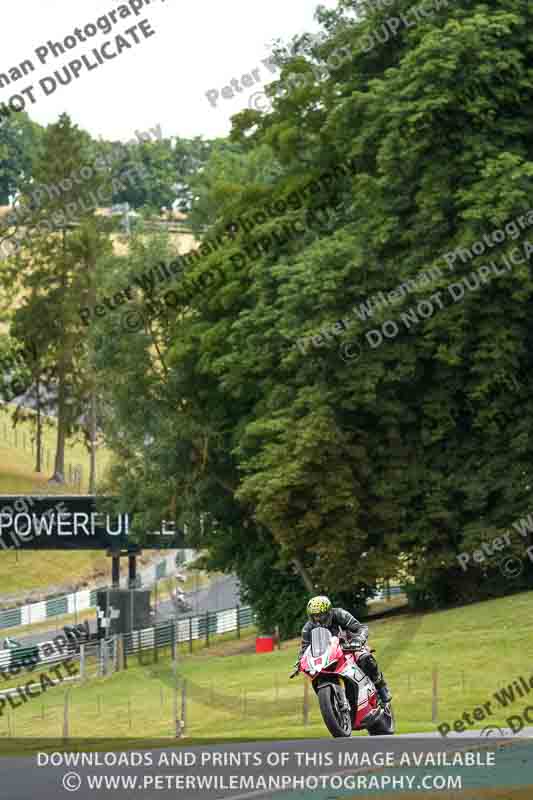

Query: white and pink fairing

[299,627,378,728]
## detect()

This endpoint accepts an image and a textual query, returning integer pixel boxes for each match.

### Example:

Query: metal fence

[0,605,255,683]
[0,551,183,630]
[0,411,83,490]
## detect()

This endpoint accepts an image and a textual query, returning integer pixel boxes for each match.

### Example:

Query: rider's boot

[375,674,392,704]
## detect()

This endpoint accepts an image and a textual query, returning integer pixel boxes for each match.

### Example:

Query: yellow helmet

[307,595,333,625]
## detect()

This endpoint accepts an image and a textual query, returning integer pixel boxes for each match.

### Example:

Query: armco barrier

[0,550,190,631]
[124,606,256,655]
[0,605,256,677]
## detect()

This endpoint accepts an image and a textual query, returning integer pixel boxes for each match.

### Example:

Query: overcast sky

[1,0,337,143]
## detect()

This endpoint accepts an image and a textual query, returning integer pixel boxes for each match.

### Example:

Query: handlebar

[289,668,299,679]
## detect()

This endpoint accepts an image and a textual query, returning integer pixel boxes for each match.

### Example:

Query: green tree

[79,0,533,620]
[0,111,42,205]
[7,114,112,483]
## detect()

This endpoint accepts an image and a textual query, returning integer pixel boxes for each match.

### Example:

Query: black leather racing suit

[295,608,388,694]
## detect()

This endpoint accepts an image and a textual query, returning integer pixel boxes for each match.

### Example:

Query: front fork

[335,676,351,712]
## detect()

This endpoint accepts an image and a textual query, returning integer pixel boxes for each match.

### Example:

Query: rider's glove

[289,659,301,678]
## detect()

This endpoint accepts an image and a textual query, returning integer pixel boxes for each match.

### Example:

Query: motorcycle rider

[292,595,392,704]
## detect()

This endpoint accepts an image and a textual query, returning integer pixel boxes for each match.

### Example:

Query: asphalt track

[1,730,532,800]
[13,575,241,649]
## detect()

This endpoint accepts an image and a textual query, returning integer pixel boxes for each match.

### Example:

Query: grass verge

[0,591,531,741]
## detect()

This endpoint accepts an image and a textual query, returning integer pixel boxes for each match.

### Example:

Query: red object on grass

[255,636,274,653]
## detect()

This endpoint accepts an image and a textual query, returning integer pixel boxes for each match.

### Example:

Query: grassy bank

[0,591,531,740]
[0,413,115,597]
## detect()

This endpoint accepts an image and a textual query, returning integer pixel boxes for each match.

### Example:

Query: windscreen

[311,626,332,658]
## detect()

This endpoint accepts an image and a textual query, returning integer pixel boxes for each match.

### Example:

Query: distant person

[292,595,392,704]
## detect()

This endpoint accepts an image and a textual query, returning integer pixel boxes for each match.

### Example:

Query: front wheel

[318,685,352,738]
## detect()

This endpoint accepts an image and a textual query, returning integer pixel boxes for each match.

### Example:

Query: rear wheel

[318,685,352,738]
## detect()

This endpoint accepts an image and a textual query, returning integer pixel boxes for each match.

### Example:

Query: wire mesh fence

[0,409,83,490]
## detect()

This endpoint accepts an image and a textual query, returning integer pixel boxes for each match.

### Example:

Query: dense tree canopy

[3,0,533,632]
[91,0,531,630]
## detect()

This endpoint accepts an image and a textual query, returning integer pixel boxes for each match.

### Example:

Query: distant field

[0,404,111,489]
[0,407,115,598]
[2,591,532,740]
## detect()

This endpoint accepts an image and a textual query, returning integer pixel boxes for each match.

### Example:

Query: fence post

[114,635,120,673]
[432,668,438,722]
[99,639,106,677]
[303,680,310,726]
[80,644,86,681]
[181,679,187,737]
[173,658,179,737]
[171,622,176,661]
[205,612,209,647]
[63,690,70,740]
[236,605,241,640]
[275,624,281,650]
[189,617,193,654]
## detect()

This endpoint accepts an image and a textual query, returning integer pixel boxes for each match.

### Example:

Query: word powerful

[0,511,130,539]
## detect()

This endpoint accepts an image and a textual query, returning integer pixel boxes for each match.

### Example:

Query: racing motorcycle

[291,626,394,737]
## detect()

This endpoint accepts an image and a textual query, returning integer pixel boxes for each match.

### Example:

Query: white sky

[1,0,337,142]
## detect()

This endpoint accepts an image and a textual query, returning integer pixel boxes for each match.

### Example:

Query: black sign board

[0,496,184,551]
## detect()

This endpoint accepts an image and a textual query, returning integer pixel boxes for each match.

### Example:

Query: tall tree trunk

[87,246,98,494]
[35,375,42,473]
[51,228,68,484]
[292,556,315,593]
[89,391,97,493]
[52,367,67,482]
